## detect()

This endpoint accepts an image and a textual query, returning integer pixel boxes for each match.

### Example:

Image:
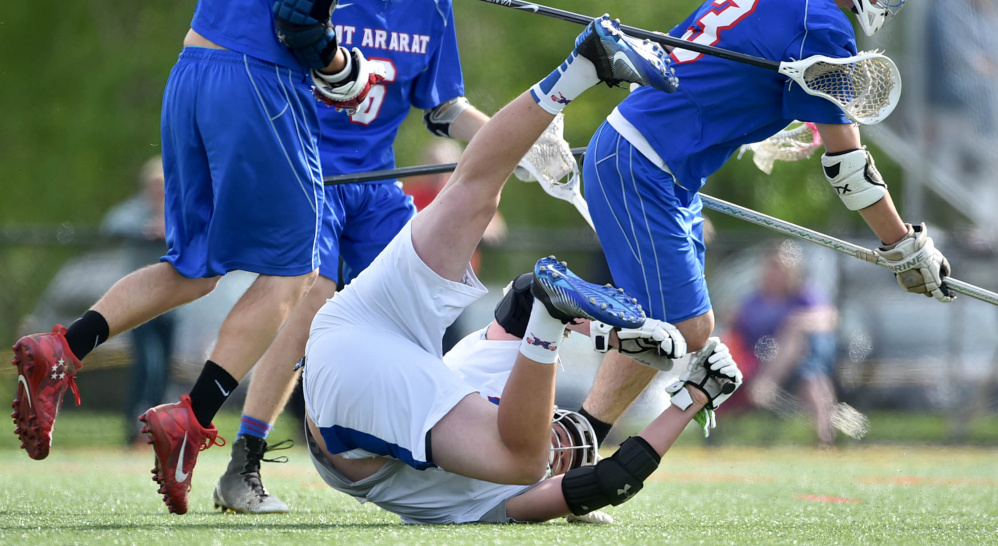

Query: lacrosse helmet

[850,0,905,36]
[548,408,598,477]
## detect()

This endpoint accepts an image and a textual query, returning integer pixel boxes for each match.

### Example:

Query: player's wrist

[684,384,710,408]
[316,46,350,78]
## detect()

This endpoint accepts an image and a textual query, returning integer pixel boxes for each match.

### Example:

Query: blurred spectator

[101,156,176,444]
[403,141,507,351]
[725,241,839,446]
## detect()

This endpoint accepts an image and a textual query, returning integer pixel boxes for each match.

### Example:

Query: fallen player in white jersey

[300,16,742,524]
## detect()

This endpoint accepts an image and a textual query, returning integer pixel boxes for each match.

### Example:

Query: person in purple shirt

[730,243,839,446]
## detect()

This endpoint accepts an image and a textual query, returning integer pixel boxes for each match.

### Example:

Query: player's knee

[676,312,714,352]
[560,436,661,515]
[184,275,221,299]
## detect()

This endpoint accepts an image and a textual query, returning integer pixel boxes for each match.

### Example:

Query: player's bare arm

[816,122,954,302]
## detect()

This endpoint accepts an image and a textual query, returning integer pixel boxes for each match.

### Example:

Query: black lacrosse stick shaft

[474,0,781,71]
[323,147,586,185]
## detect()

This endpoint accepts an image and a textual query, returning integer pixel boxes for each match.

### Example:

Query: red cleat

[139,395,225,514]
[11,325,82,460]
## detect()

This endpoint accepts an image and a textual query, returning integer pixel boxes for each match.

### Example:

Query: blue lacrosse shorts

[583,122,711,324]
[160,47,323,278]
[318,182,417,283]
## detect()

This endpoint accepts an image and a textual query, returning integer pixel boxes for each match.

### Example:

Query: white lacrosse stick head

[779,51,902,125]
[850,0,905,37]
[515,113,594,229]
[743,121,822,174]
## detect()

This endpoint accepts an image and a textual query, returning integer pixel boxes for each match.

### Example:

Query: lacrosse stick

[737,121,822,174]
[758,386,870,440]
[322,147,588,185]
[514,113,595,230]
[323,148,998,306]
[698,194,998,306]
[476,0,902,125]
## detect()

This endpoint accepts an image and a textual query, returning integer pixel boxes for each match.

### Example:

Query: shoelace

[199,432,227,452]
[242,439,294,496]
[261,439,294,464]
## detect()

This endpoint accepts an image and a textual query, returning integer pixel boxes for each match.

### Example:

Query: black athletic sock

[64,310,110,361]
[188,360,239,428]
[578,407,613,447]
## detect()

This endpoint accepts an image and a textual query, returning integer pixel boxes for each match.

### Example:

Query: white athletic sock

[518,300,568,364]
[529,52,599,115]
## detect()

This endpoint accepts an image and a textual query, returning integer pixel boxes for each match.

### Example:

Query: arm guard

[423,96,472,138]
[560,436,661,516]
[821,148,887,211]
[272,0,339,69]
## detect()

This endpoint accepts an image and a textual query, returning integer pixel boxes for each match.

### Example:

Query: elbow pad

[423,96,472,138]
[273,0,340,69]
[821,148,887,211]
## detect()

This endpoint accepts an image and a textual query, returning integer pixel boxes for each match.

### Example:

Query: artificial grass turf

[1,434,996,545]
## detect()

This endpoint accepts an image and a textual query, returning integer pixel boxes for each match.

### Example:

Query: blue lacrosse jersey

[191,0,302,69]
[616,0,857,194]
[317,0,465,177]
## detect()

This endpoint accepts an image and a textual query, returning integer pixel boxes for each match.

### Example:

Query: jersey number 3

[671,0,759,64]
[350,58,398,126]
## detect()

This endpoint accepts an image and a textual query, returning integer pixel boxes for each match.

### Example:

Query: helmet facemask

[851,0,906,36]
[548,408,598,477]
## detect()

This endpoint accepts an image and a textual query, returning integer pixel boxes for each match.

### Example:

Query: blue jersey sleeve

[410,9,465,110]
[781,10,858,124]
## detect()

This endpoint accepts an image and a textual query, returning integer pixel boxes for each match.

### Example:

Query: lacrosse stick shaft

[475,0,780,71]
[698,194,998,307]
[322,148,587,185]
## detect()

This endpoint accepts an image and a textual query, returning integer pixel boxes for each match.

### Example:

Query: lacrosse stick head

[745,121,822,174]
[850,0,905,37]
[515,112,581,200]
[780,51,902,125]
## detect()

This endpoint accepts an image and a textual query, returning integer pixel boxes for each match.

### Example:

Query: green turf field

[2,415,996,545]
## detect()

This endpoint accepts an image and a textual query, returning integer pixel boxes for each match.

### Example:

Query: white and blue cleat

[532,256,646,329]
[574,15,679,94]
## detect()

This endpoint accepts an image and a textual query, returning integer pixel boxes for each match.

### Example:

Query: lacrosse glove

[877,223,955,303]
[311,47,388,114]
[591,318,686,372]
[665,337,743,437]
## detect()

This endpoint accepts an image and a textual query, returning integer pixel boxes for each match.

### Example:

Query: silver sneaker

[213,436,292,514]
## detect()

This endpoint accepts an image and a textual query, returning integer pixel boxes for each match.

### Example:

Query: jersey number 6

[349,58,397,126]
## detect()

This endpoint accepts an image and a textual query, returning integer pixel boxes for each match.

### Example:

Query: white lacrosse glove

[514,112,576,184]
[591,319,686,372]
[876,223,955,303]
[311,47,388,114]
[665,338,743,437]
[566,511,614,524]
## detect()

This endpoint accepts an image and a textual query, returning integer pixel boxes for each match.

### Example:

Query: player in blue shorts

[210,0,573,514]
[10,0,387,514]
[564,0,955,445]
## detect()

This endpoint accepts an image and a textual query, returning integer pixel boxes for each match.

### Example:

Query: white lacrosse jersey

[307,324,534,524]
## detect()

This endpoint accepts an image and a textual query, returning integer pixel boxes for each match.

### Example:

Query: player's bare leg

[11,262,218,460]
[140,270,316,514]
[580,310,713,436]
[429,258,646,484]
[213,274,336,513]
[92,263,220,337]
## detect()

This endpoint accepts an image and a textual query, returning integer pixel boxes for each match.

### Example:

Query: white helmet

[548,408,598,477]
[851,0,906,36]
